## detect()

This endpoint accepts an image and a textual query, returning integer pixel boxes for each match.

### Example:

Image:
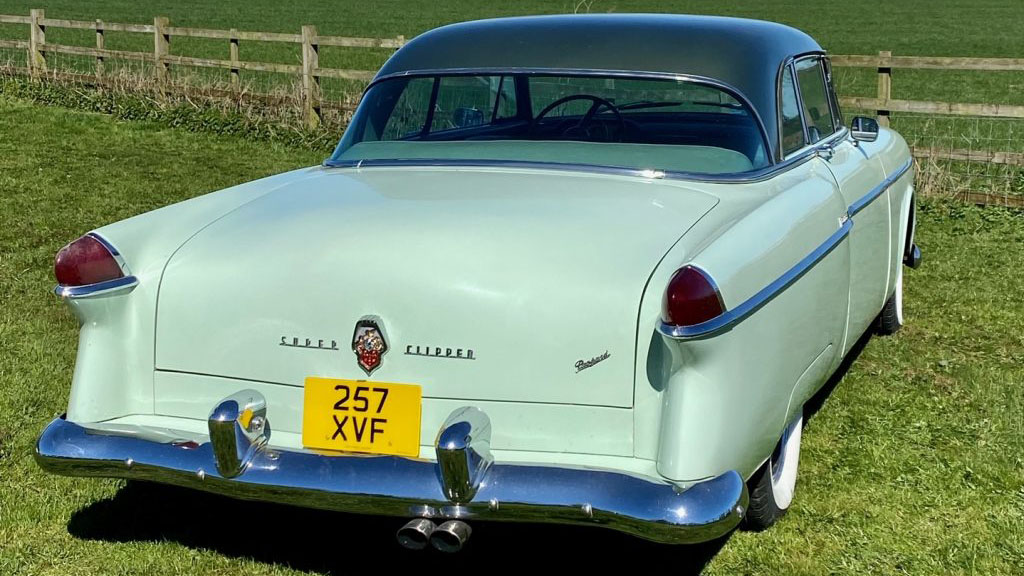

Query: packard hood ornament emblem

[352,317,388,376]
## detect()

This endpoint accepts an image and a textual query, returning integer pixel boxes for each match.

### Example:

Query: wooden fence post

[301,24,321,129]
[95,20,104,76]
[876,50,892,127]
[154,16,170,84]
[229,28,240,87]
[28,8,45,76]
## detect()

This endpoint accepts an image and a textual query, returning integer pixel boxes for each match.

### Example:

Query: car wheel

[744,412,803,531]
[875,265,904,335]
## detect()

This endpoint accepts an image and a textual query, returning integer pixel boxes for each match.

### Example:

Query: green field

[1,90,1023,575]
[2,0,1024,106]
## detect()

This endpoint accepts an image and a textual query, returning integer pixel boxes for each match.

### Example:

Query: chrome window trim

[790,60,814,149]
[341,67,774,161]
[822,57,844,131]
[775,51,828,161]
[792,55,838,145]
[325,64,851,183]
[847,157,913,217]
[55,274,139,299]
[658,219,853,340]
[781,125,849,164]
[777,60,809,159]
[325,127,849,186]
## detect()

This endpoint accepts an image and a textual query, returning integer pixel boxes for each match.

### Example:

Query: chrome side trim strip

[658,154,911,341]
[36,413,747,544]
[658,219,853,340]
[847,158,913,217]
[54,275,139,299]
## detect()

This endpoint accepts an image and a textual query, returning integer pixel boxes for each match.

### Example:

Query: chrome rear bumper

[35,390,747,544]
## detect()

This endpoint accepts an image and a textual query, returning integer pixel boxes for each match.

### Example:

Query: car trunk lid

[154,166,717,408]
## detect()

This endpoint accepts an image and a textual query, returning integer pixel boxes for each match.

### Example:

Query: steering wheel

[529,94,625,142]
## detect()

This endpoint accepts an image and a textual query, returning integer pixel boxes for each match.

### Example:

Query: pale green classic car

[36,14,920,551]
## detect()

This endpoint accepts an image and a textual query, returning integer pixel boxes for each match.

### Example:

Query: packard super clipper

[36,14,919,551]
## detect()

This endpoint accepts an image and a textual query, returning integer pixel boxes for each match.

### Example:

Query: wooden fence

[833,51,1024,179]
[0,9,406,128]
[1,11,1022,206]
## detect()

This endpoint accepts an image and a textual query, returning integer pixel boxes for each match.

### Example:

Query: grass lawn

[0,97,1022,574]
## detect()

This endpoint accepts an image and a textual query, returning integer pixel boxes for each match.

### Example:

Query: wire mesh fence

[892,114,1024,204]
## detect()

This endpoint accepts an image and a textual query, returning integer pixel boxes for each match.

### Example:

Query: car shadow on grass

[68,482,728,571]
[805,329,873,423]
[65,331,873,573]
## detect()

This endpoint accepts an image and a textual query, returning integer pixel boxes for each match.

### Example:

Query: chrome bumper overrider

[35,390,747,544]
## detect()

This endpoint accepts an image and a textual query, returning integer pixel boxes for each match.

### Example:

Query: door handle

[816,142,836,161]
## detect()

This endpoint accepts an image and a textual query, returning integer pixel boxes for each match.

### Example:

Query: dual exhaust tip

[397,518,472,553]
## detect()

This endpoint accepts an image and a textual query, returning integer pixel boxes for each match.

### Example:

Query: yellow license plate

[302,377,422,456]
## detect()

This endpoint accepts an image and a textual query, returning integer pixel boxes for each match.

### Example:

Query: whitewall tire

[744,412,803,530]
[876,245,907,335]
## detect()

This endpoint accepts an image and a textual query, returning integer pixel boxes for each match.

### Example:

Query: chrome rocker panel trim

[35,400,747,544]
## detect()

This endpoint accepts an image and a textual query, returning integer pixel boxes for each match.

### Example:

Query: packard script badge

[352,317,388,375]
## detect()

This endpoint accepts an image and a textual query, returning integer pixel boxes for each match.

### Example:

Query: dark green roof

[376,14,824,157]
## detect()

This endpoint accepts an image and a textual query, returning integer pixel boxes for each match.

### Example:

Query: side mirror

[850,116,879,142]
[452,107,484,129]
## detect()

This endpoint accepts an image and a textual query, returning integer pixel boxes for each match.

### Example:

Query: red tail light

[662,266,725,327]
[54,234,124,287]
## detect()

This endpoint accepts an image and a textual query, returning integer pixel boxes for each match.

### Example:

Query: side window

[822,58,844,128]
[780,65,805,156]
[795,58,836,143]
[430,75,513,133]
[380,77,434,140]
[491,76,517,121]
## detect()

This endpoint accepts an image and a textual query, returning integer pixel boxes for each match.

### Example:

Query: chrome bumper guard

[35,390,747,544]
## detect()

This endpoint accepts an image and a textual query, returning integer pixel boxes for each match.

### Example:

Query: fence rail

[831,50,1024,123]
[1,8,404,127]
[831,54,1024,71]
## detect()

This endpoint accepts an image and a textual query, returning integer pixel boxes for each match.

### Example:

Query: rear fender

[62,167,320,423]
[634,159,849,482]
